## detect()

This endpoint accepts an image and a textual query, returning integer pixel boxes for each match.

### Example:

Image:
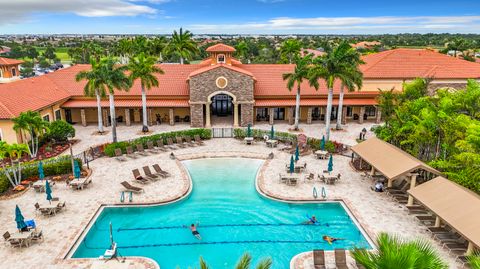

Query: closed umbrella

[15,205,27,231]
[38,161,44,180]
[328,154,333,174]
[320,135,326,151]
[45,180,52,203]
[295,145,300,162]
[246,124,252,138]
[74,160,81,179]
[270,125,275,140]
[289,155,295,174]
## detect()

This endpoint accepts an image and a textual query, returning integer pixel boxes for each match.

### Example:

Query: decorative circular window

[216,76,228,89]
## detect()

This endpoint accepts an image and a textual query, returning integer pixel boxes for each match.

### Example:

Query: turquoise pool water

[72,158,371,268]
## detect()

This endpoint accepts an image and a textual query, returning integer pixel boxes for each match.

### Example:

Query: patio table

[314,150,329,159]
[266,139,278,148]
[244,137,254,145]
[9,231,33,247]
[39,201,62,215]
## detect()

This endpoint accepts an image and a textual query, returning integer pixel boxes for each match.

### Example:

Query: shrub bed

[0,156,82,193]
[233,128,297,142]
[104,128,212,157]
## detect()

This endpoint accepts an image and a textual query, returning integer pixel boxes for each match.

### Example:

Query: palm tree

[76,59,106,134]
[282,55,313,131]
[280,39,302,64]
[352,233,448,269]
[117,38,133,64]
[12,111,49,158]
[468,252,480,269]
[198,253,272,269]
[0,141,30,187]
[127,53,164,132]
[166,28,198,64]
[235,41,249,62]
[309,42,362,140]
[150,36,167,62]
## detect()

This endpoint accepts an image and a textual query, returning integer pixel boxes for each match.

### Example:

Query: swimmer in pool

[323,235,344,244]
[303,215,318,224]
[190,223,202,240]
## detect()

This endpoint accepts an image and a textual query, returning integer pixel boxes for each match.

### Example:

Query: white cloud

[0,0,158,25]
[257,0,285,3]
[188,15,480,34]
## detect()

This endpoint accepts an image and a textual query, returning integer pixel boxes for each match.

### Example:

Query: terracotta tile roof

[188,64,255,79]
[361,48,480,79]
[301,48,325,57]
[255,98,377,107]
[205,43,236,52]
[352,41,381,48]
[0,57,23,65]
[61,99,189,108]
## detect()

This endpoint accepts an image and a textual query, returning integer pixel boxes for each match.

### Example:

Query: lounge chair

[132,169,150,184]
[114,148,127,161]
[166,138,178,149]
[120,181,144,193]
[136,144,148,156]
[126,146,137,159]
[69,178,87,190]
[176,136,187,148]
[313,249,326,269]
[146,141,160,153]
[55,201,66,213]
[184,136,196,147]
[334,249,349,269]
[194,135,205,145]
[156,140,168,151]
[152,164,171,177]
[143,166,161,179]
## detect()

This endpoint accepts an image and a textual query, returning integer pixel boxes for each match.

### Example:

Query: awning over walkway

[61,99,190,108]
[408,177,480,248]
[255,98,377,107]
[350,137,440,180]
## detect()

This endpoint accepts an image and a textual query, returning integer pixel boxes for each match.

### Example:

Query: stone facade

[190,104,204,127]
[428,82,467,95]
[240,103,254,127]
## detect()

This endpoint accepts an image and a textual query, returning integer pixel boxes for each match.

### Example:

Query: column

[342,107,348,125]
[80,109,87,127]
[434,216,441,227]
[407,173,418,206]
[370,166,376,176]
[307,107,313,124]
[466,242,475,255]
[102,109,109,127]
[169,108,175,126]
[233,102,239,127]
[376,107,382,124]
[148,108,153,126]
[387,178,393,188]
[359,106,365,124]
[269,108,274,125]
[205,102,211,127]
[125,109,131,126]
[288,107,294,125]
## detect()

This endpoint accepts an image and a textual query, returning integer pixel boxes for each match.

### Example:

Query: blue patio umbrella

[45,180,52,203]
[15,205,27,231]
[74,160,81,179]
[320,135,326,151]
[289,155,295,174]
[246,124,252,138]
[38,161,44,180]
[295,145,300,162]
[270,125,275,140]
[328,154,334,174]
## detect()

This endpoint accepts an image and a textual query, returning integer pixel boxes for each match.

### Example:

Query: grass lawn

[35,47,72,64]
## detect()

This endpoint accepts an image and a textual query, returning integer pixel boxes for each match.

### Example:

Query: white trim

[207,89,236,102]
[215,76,228,89]
[217,54,226,64]
[0,128,3,141]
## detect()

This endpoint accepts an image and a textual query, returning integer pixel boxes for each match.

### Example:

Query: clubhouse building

[0,43,479,144]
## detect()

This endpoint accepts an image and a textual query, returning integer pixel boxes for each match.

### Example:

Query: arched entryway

[205,91,239,127]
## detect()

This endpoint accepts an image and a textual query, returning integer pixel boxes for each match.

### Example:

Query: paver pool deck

[0,124,462,269]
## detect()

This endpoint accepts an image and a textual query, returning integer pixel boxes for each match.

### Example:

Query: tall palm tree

[166,28,198,64]
[198,253,272,269]
[282,55,313,131]
[280,39,302,64]
[12,111,49,158]
[308,42,362,140]
[335,42,364,130]
[117,38,133,64]
[76,59,106,134]
[235,40,249,62]
[150,36,167,62]
[127,53,164,133]
[352,233,448,269]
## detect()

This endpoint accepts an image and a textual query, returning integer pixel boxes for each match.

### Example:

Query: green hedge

[104,128,212,157]
[0,156,82,193]
[233,128,297,142]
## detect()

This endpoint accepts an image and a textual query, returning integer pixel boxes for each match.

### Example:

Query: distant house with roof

[0,46,11,55]
[352,41,382,50]
[0,57,23,84]
[0,44,479,144]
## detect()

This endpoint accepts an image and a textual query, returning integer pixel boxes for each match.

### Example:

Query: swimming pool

[71,158,372,268]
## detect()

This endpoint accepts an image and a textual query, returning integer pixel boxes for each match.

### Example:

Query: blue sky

[0,0,480,34]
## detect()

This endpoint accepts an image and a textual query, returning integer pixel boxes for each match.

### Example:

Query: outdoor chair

[156,140,168,151]
[3,231,10,245]
[143,166,161,180]
[34,203,40,215]
[120,181,144,193]
[132,169,150,184]
[125,146,137,159]
[114,148,127,162]
[166,138,178,149]
[313,249,326,269]
[194,135,205,145]
[184,136,196,147]
[31,230,43,243]
[334,249,348,269]
[152,164,171,177]
[56,201,66,213]
[146,141,160,153]
[175,136,187,148]
[304,173,315,182]
[136,144,148,156]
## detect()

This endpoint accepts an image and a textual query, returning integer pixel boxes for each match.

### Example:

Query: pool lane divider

[115,223,336,232]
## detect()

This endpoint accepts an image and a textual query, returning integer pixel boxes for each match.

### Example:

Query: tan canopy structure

[351,137,441,205]
[408,176,480,254]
